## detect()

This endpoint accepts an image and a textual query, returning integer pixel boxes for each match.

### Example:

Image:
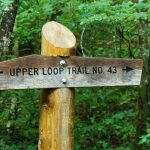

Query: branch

[80,26,86,56]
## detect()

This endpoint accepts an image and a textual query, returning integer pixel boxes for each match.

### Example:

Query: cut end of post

[41,21,76,56]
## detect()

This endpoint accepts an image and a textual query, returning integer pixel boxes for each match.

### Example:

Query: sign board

[0,55,143,90]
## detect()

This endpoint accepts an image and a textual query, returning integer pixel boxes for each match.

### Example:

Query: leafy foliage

[0,0,150,150]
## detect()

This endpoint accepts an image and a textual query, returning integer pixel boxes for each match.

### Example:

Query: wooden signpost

[0,21,143,150]
[0,55,143,90]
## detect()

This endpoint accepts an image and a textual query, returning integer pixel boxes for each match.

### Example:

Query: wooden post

[38,21,76,150]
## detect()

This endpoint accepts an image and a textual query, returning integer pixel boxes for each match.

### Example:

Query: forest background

[0,0,149,150]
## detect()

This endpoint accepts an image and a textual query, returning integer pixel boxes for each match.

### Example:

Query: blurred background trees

[0,0,149,149]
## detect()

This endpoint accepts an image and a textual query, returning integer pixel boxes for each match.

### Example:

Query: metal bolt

[60,60,66,66]
[62,78,67,84]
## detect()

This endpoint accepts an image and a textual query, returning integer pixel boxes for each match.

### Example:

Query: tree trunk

[135,0,150,149]
[0,0,20,140]
[0,0,19,59]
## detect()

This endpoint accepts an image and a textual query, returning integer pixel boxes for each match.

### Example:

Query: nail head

[60,60,66,66]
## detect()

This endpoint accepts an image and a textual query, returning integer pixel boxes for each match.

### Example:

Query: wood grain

[41,21,76,56]
[38,21,76,150]
[0,55,143,90]
[0,55,143,69]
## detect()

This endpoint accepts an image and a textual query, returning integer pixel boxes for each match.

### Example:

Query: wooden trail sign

[0,54,143,90]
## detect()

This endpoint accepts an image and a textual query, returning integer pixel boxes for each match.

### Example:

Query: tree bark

[0,0,19,139]
[0,0,19,59]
